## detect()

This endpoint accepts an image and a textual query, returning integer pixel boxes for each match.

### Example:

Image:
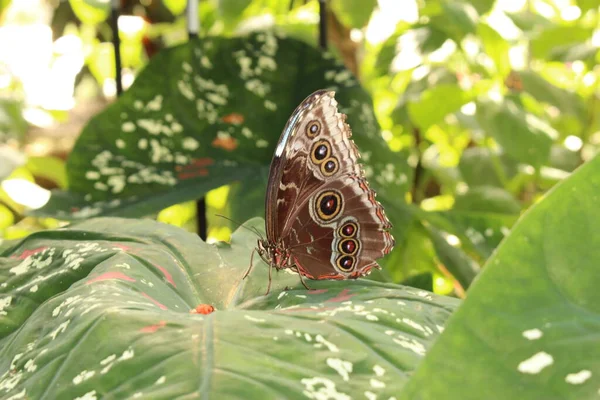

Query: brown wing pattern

[285,174,394,279]
[266,91,356,238]
[266,90,394,279]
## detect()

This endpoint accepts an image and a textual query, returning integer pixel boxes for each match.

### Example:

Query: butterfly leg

[243,248,256,280]
[264,265,273,296]
[293,266,311,290]
[298,273,311,291]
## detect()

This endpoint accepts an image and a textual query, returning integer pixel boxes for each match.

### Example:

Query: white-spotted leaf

[32,33,412,270]
[0,217,458,399]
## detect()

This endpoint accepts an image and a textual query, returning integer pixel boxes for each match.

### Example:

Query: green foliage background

[1,0,600,398]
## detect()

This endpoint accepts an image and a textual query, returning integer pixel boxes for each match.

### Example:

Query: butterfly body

[253,90,394,291]
[256,238,291,271]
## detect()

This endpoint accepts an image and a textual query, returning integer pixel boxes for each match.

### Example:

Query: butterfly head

[257,239,290,269]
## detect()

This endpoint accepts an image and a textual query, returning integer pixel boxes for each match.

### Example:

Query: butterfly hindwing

[284,174,394,279]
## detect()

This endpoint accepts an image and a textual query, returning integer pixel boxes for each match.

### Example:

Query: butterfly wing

[266,90,394,279]
[265,90,354,241]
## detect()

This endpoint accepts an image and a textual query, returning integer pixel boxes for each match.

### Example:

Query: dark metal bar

[196,198,207,240]
[318,0,327,50]
[110,0,123,96]
[187,0,206,239]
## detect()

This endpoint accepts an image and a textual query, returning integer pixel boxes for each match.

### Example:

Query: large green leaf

[35,33,411,269]
[229,175,268,223]
[0,217,458,398]
[35,33,407,220]
[400,154,600,400]
[476,99,555,168]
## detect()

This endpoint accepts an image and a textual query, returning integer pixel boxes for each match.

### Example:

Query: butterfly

[246,90,395,294]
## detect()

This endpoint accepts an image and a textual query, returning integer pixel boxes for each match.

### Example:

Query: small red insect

[191,304,215,315]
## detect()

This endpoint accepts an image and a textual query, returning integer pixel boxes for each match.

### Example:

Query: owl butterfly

[247,90,395,293]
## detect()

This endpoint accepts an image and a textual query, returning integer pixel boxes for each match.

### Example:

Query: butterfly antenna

[215,214,264,241]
